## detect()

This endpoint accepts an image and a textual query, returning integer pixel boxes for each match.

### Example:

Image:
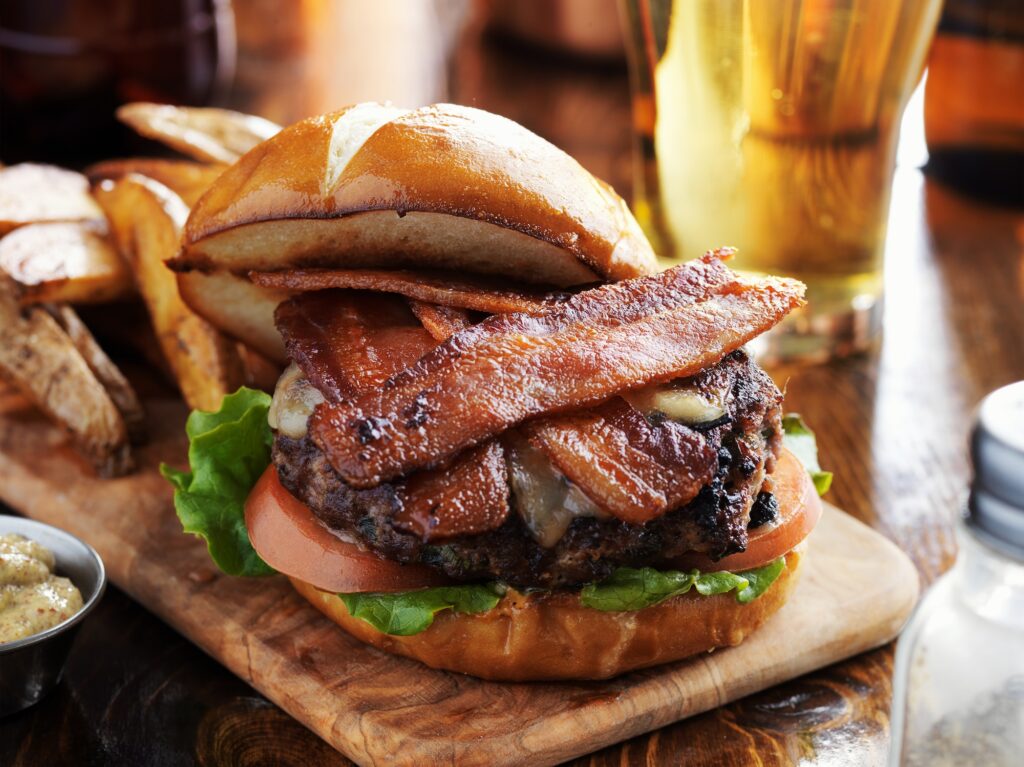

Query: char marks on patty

[273,350,783,590]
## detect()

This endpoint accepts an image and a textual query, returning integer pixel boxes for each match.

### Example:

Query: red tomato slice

[245,467,452,593]
[665,449,822,573]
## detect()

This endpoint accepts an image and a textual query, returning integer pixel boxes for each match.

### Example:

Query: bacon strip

[252,267,573,315]
[405,299,713,525]
[309,253,804,488]
[276,290,435,402]
[393,441,509,539]
[407,299,474,341]
[526,399,716,524]
[274,289,510,540]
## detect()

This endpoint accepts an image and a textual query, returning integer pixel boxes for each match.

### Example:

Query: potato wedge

[176,269,289,363]
[45,303,146,443]
[0,275,132,476]
[0,222,133,305]
[116,103,280,164]
[86,158,225,208]
[76,301,174,382]
[94,175,244,411]
[0,164,106,234]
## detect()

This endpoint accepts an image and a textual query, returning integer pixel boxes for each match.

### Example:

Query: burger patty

[273,350,783,590]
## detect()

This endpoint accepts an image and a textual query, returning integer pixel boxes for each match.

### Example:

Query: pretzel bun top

[173,103,658,286]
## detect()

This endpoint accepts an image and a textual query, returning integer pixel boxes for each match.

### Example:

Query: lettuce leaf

[343,558,786,634]
[580,558,786,612]
[344,557,787,634]
[734,557,787,604]
[339,584,504,636]
[160,387,275,576]
[782,413,832,495]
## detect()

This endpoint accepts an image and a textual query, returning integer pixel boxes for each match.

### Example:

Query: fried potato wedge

[0,222,133,305]
[0,164,105,234]
[176,269,289,363]
[46,303,146,443]
[116,103,281,164]
[75,301,174,380]
[238,344,283,392]
[86,158,225,208]
[0,276,132,476]
[94,175,244,411]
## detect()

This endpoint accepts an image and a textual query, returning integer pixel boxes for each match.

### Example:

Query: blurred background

[2,0,1022,360]
[0,0,632,182]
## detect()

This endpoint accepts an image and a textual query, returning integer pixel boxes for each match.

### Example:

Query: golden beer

[622,0,942,360]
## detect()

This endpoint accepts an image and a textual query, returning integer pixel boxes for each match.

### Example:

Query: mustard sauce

[0,533,83,644]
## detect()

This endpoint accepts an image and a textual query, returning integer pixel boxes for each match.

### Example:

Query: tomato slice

[245,467,452,593]
[664,449,822,573]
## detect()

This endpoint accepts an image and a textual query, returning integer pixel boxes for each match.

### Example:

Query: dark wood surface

[3,3,1024,764]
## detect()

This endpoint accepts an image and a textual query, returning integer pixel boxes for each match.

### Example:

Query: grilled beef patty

[273,350,783,590]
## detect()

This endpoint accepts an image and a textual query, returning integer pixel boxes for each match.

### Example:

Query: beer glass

[0,0,235,166]
[622,0,942,361]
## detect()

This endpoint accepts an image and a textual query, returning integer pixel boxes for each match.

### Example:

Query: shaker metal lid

[969,381,1024,559]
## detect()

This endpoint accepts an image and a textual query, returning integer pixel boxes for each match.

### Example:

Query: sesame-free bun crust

[173,104,657,286]
[290,547,802,682]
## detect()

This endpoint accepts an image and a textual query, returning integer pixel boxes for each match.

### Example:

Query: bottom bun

[289,546,803,681]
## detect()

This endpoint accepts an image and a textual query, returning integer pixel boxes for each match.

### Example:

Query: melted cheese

[623,381,726,425]
[268,363,325,438]
[507,437,606,548]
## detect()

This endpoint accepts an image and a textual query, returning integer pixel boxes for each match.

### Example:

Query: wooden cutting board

[0,393,919,767]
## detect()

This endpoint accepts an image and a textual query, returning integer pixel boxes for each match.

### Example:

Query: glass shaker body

[889,521,1024,766]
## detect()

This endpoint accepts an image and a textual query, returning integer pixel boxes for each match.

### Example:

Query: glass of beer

[621,0,942,362]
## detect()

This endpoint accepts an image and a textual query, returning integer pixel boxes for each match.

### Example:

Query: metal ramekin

[0,515,106,716]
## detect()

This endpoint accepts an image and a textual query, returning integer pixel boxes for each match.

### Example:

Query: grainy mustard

[0,533,83,644]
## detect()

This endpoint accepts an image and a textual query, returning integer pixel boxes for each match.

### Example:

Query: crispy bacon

[309,253,804,487]
[275,290,435,402]
[526,399,716,524]
[393,441,509,539]
[274,289,510,539]
[407,299,474,341]
[252,267,573,315]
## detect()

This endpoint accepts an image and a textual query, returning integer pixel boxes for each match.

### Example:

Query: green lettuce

[160,387,275,576]
[339,584,504,636]
[345,558,786,634]
[580,557,786,612]
[733,557,787,604]
[782,413,832,495]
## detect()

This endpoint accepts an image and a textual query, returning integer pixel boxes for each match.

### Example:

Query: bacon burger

[164,104,826,681]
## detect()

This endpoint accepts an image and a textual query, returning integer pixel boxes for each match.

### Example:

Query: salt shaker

[888,381,1024,766]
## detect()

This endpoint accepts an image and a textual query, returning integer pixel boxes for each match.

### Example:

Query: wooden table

[3,5,1023,765]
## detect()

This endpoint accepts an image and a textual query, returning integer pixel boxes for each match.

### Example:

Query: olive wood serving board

[0,394,919,766]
